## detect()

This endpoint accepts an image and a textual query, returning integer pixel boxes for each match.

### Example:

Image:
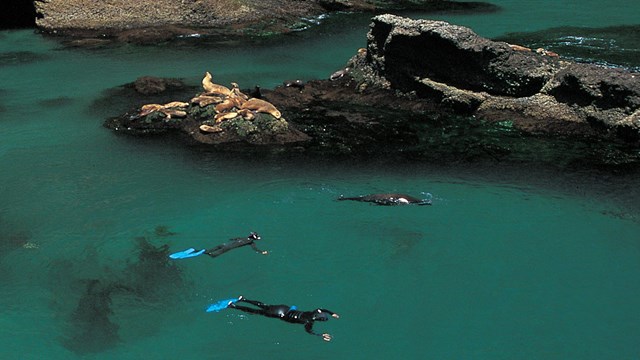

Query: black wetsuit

[338,193,432,206]
[205,233,266,258]
[229,298,337,338]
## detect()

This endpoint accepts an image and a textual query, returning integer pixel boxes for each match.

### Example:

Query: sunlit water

[1,1,640,358]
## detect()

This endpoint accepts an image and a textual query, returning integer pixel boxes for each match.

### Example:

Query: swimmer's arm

[318,309,340,318]
[305,322,332,342]
[250,242,268,255]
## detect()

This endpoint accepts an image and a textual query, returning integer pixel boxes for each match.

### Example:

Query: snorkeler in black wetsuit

[338,193,432,206]
[169,232,268,260]
[228,296,339,341]
[205,232,268,258]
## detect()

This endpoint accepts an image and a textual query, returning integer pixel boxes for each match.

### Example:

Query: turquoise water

[2,1,640,358]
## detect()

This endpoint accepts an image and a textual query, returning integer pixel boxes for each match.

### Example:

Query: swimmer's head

[248,232,261,240]
[312,309,329,321]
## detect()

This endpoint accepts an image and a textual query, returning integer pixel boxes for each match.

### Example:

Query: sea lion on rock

[238,108,256,120]
[139,104,164,117]
[138,103,188,118]
[535,47,559,57]
[159,109,187,119]
[199,124,223,133]
[337,193,432,206]
[230,82,249,101]
[191,95,223,107]
[214,111,239,123]
[214,98,238,114]
[202,71,232,96]
[240,98,282,119]
[508,43,531,52]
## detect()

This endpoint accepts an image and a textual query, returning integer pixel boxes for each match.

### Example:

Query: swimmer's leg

[237,297,268,309]
[228,302,268,316]
[205,245,226,258]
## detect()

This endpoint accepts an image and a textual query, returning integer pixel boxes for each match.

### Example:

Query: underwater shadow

[54,227,187,355]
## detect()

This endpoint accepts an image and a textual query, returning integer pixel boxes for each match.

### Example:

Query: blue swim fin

[169,248,205,259]
[206,298,239,312]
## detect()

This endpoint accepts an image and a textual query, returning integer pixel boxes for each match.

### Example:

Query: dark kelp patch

[52,228,187,354]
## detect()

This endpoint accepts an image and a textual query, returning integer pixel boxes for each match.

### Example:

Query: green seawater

[1,1,640,358]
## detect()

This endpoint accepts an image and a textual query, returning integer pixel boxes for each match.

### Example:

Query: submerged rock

[0,51,49,67]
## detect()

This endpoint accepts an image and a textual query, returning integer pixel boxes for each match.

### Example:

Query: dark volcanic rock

[367,16,558,97]
[361,14,640,144]
[91,76,198,118]
[132,76,186,96]
[545,63,640,110]
[104,76,311,147]
[104,15,640,167]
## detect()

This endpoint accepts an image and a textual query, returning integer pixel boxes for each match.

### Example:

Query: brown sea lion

[508,43,531,52]
[202,71,232,96]
[535,48,559,57]
[238,108,256,120]
[239,98,281,119]
[191,95,224,107]
[157,109,187,119]
[199,124,223,133]
[214,111,239,123]
[139,104,164,117]
[163,101,189,108]
[337,193,432,206]
[214,98,240,113]
[230,82,249,101]
[138,103,187,118]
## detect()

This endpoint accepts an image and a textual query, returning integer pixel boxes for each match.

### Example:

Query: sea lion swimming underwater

[337,193,432,206]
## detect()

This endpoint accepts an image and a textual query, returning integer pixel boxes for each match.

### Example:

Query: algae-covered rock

[105,74,310,145]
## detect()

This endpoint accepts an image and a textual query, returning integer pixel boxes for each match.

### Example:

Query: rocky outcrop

[34,0,499,43]
[104,75,310,146]
[34,0,324,42]
[104,15,640,166]
[360,14,640,142]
